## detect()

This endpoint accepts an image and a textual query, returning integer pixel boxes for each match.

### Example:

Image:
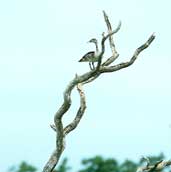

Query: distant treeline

[8,153,169,172]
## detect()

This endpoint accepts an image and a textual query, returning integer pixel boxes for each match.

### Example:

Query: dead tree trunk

[43,11,156,172]
[137,157,171,172]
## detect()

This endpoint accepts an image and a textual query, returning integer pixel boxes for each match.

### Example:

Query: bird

[78,38,100,69]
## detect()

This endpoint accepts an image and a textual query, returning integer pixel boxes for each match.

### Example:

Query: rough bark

[43,11,156,172]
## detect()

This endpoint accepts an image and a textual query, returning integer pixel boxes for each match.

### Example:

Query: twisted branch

[100,33,155,73]
[44,82,86,172]
[64,83,86,135]
[43,11,156,172]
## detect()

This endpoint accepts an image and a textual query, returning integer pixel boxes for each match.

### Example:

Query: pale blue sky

[0,0,171,171]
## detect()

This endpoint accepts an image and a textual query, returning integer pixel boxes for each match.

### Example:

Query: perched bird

[78,38,100,69]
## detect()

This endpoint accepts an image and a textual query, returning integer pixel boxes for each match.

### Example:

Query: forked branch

[64,83,86,135]
[44,82,86,172]
[96,20,121,70]
[43,11,156,172]
[100,33,155,73]
[103,10,120,65]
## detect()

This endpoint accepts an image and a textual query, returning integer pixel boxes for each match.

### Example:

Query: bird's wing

[79,51,95,62]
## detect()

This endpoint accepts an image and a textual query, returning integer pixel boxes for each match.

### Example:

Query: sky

[0,0,171,171]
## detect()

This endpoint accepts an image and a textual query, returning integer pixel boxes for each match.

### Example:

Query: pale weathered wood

[137,159,171,172]
[43,11,156,172]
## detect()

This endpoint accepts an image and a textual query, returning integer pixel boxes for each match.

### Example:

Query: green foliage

[79,156,119,172]
[120,159,137,172]
[9,161,37,172]
[79,153,166,172]
[8,153,166,172]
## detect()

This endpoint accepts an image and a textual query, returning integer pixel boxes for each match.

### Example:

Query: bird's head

[88,38,98,44]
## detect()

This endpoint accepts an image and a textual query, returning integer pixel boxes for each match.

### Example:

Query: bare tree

[137,157,171,172]
[42,11,158,172]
